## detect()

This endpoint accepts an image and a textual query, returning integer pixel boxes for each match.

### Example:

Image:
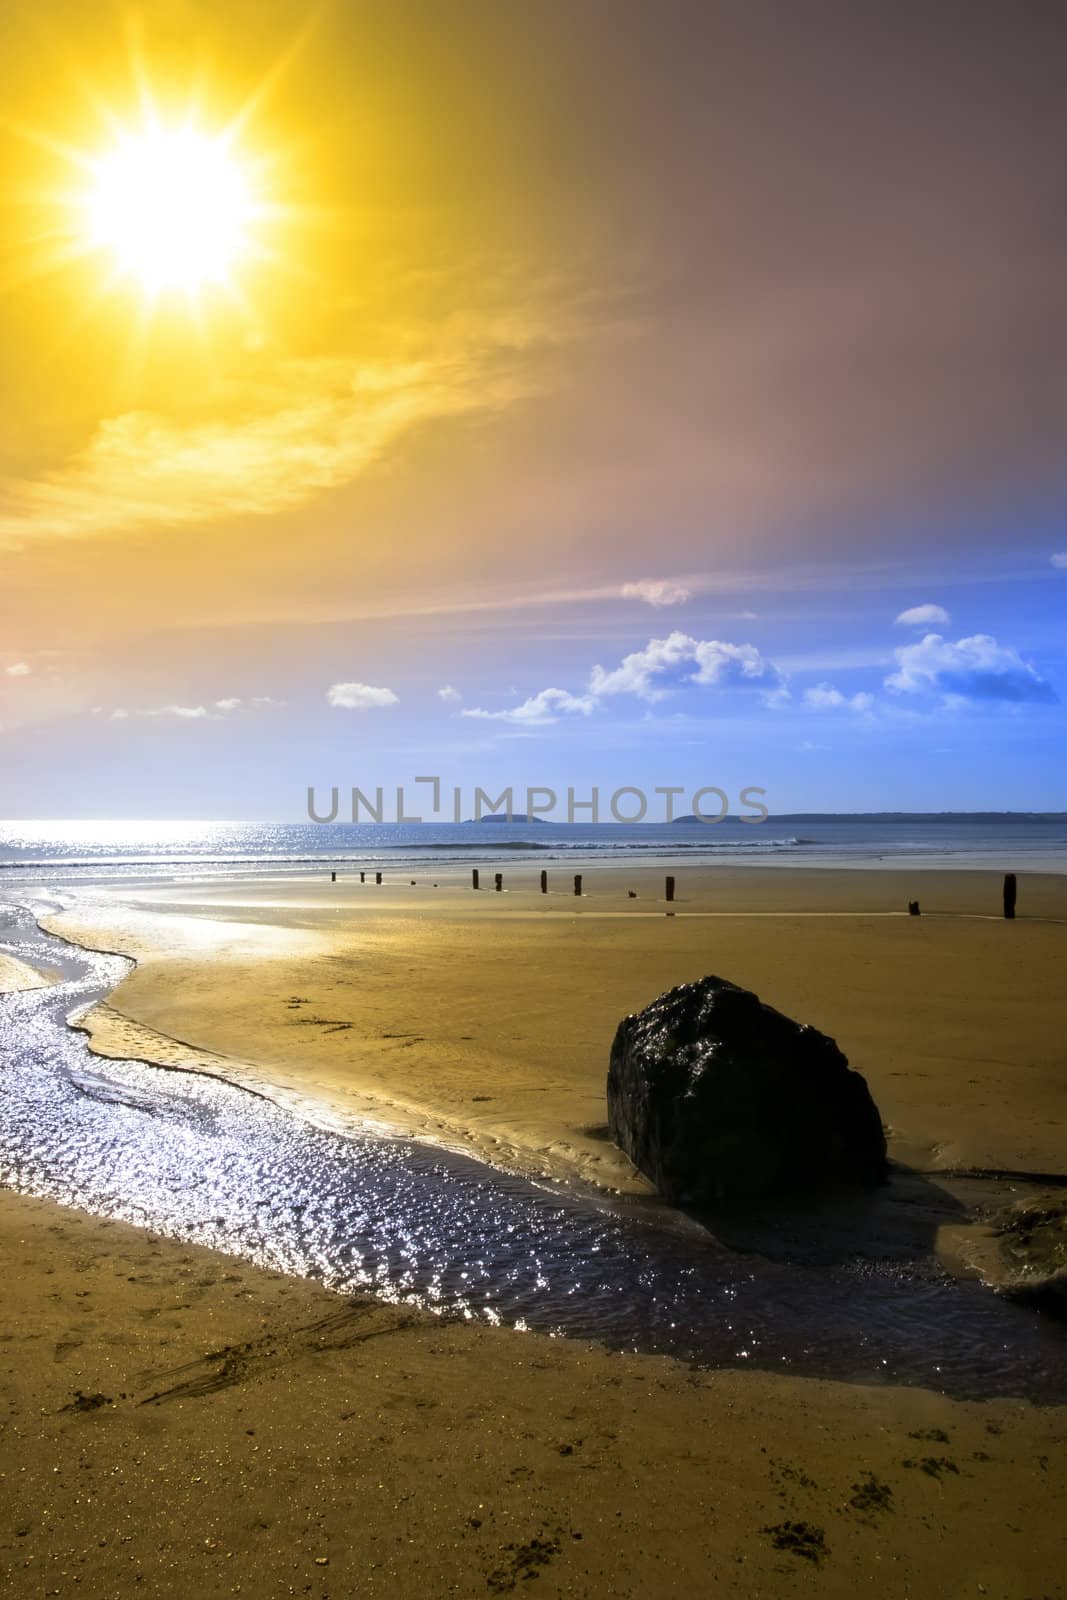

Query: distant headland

[668,811,1067,824]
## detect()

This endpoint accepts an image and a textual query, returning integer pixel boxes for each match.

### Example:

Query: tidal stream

[2,900,1064,1402]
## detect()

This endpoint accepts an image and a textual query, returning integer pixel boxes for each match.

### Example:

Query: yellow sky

[1,3,607,646]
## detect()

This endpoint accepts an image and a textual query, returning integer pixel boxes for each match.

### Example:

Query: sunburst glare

[84,122,256,296]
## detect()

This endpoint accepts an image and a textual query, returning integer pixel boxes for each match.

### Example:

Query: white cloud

[886,633,1056,703]
[729,609,759,621]
[214,696,284,713]
[895,603,950,627]
[4,663,31,677]
[105,698,282,722]
[457,631,786,731]
[590,631,781,702]
[437,684,462,703]
[1051,553,1067,569]
[327,681,399,711]
[462,687,595,726]
[803,684,875,712]
[143,704,210,719]
[107,704,208,720]
[621,578,691,608]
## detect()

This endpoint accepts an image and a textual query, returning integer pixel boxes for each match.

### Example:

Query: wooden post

[665,875,675,903]
[1003,873,1017,920]
[540,869,548,894]
[908,900,920,916]
[472,869,480,890]
[574,873,582,896]
[494,872,503,892]
[375,871,382,885]
[331,871,336,882]
[360,871,365,883]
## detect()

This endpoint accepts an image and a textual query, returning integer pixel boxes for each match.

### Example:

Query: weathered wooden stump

[665,875,675,903]
[1003,873,1017,920]
[574,874,583,896]
[540,869,548,894]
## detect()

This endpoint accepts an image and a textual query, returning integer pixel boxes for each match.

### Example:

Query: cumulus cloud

[886,633,1056,703]
[437,684,462,703]
[464,633,783,727]
[462,687,595,726]
[803,684,875,712]
[896,603,950,627]
[327,681,399,711]
[589,631,781,702]
[1051,553,1067,569]
[621,578,691,608]
[4,662,31,677]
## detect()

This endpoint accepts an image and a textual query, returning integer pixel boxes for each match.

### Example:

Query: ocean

[1,815,1066,885]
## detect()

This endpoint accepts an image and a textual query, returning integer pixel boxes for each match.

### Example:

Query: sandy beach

[3,861,1066,1596]
[48,863,1067,1193]
[0,952,55,993]
[3,1186,1066,1599]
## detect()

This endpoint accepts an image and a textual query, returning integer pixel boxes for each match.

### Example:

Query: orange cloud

[0,338,541,550]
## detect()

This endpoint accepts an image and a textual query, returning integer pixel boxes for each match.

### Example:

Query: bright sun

[86,124,255,295]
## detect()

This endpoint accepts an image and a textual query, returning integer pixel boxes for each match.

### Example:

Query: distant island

[462,814,548,825]
[669,814,743,825]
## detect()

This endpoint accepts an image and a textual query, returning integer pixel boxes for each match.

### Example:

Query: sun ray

[225,13,322,142]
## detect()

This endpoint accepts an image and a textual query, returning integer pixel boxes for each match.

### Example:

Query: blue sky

[5,540,1065,818]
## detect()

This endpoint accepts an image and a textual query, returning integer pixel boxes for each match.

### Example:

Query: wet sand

[49,864,1067,1196]
[2,1186,1065,1599]
[0,951,55,993]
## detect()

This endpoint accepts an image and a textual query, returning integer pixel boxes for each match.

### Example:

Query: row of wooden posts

[329,868,1021,917]
[329,867,675,897]
[468,868,648,897]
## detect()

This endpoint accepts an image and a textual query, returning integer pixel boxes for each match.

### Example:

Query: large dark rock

[607,976,887,1207]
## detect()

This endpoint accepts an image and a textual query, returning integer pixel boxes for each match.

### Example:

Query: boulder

[607,976,887,1207]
